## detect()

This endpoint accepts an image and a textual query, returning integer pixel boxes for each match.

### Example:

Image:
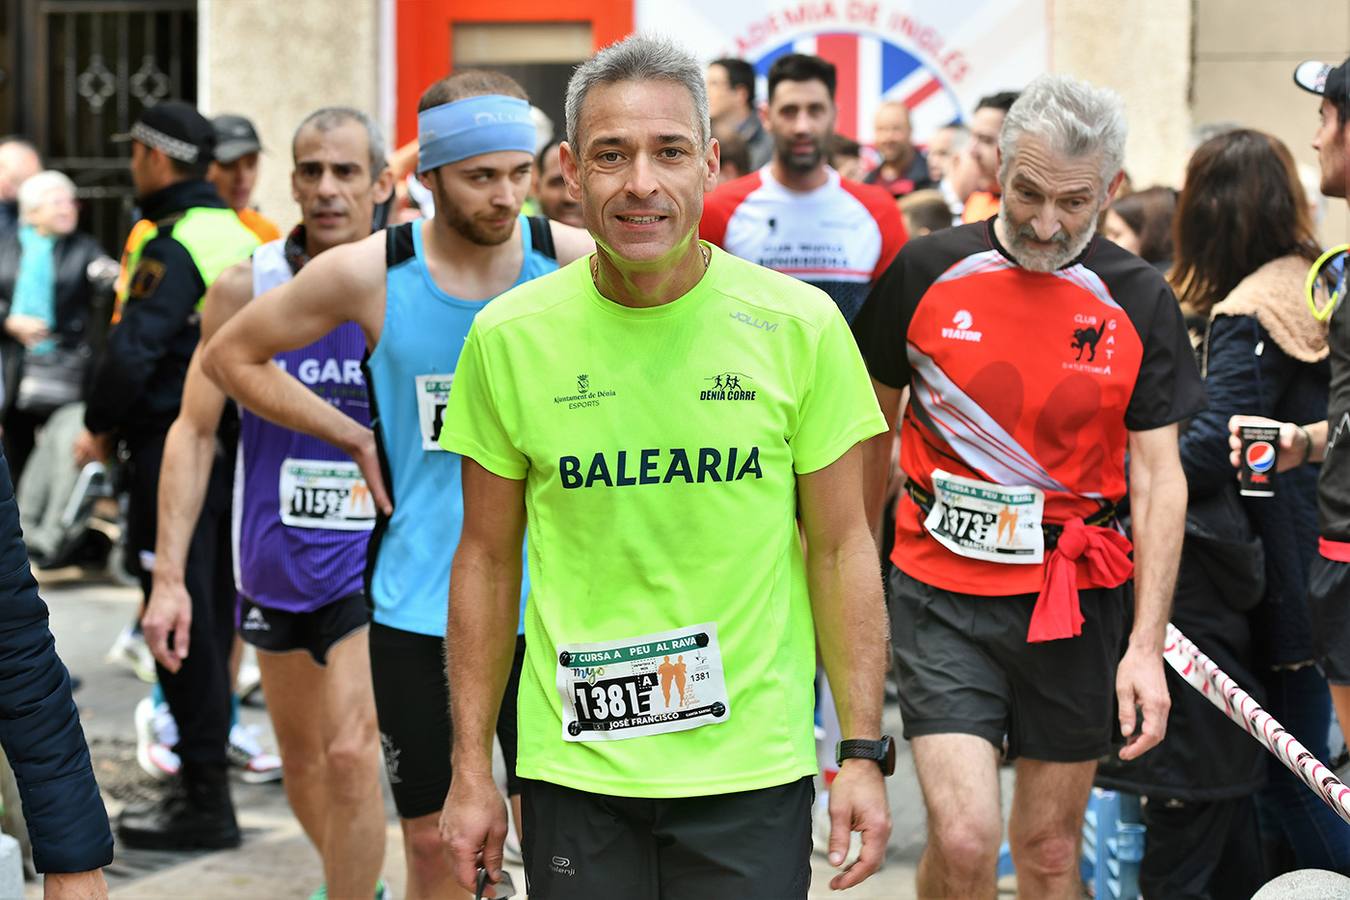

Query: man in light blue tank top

[202,72,593,900]
[144,108,396,900]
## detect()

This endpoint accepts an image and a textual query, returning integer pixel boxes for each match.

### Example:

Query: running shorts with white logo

[520,775,813,899]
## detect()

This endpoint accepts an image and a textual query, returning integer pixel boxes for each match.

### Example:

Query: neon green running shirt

[440,244,886,798]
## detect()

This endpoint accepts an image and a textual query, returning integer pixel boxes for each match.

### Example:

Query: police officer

[74,101,259,850]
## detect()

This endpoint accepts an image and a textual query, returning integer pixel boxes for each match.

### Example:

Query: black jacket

[1178,257,1329,667]
[84,179,225,440]
[0,446,113,871]
[0,228,110,409]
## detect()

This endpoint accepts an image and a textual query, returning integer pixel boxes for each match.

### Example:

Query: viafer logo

[941,309,982,342]
[700,372,757,401]
[1246,441,1277,473]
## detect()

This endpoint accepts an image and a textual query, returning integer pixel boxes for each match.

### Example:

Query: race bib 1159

[278,458,376,531]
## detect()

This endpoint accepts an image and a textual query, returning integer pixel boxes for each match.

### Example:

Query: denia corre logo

[700,372,757,401]
[941,309,982,342]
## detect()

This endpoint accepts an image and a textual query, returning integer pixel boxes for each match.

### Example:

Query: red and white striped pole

[1163,623,1350,826]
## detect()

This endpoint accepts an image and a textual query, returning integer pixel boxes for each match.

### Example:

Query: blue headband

[417,95,536,173]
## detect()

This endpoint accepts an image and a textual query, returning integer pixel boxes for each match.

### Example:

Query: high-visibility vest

[114,207,259,320]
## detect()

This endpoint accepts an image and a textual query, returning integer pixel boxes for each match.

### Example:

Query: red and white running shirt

[701,167,906,322]
[852,219,1206,596]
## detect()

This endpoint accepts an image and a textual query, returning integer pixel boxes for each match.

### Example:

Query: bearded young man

[201,72,592,900]
[852,74,1203,899]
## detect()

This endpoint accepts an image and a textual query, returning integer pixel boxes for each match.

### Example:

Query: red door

[394,0,634,145]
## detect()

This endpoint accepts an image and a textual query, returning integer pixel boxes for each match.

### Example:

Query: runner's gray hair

[999,74,1127,189]
[565,35,710,150]
[293,106,388,176]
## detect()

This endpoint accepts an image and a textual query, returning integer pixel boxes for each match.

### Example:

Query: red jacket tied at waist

[1027,519,1134,643]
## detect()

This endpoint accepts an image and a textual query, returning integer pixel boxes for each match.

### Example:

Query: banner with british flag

[636,0,1049,146]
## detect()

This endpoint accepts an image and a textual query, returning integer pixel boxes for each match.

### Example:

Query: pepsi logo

[1245,441,1277,473]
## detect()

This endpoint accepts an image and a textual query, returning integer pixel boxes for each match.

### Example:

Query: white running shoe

[227,722,283,784]
[134,697,180,780]
[106,625,157,683]
[811,790,863,867]
[236,660,263,706]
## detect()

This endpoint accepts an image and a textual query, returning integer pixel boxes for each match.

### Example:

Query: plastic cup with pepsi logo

[1239,425,1281,498]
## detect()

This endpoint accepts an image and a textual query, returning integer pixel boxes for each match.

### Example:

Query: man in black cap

[210,114,281,243]
[73,100,260,850]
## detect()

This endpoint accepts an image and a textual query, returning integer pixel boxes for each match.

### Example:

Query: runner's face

[970,107,1005,186]
[535,144,584,228]
[767,79,834,174]
[998,135,1112,272]
[423,149,533,246]
[873,104,912,164]
[1313,98,1348,199]
[208,152,260,212]
[705,64,736,121]
[926,128,957,181]
[563,80,718,264]
[292,120,385,252]
[1101,209,1140,256]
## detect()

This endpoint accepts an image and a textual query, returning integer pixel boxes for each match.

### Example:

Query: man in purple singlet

[140,107,395,900]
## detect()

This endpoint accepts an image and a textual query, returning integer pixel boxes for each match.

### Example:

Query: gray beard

[997,205,1098,272]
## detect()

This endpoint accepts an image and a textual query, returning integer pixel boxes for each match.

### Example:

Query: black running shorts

[888,567,1127,761]
[236,591,368,666]
[369,623,526,819]
[520,776,813,899]
[1310,555,1350,684]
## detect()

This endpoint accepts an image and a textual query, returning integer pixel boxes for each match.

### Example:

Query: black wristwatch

[836,736,896,776]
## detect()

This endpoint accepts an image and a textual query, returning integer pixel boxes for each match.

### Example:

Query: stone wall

[201,0,382,232]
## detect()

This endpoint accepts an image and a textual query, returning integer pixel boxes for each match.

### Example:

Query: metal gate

[1,0,197,254]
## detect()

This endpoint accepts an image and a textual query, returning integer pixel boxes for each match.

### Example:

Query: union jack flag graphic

[753,32,963,145]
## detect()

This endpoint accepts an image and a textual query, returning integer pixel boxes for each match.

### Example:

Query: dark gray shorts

[520,776,813,899]
[1310,555,1350,684]
[888,568,1127,762]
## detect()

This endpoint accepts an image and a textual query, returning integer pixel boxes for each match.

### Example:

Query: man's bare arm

[200,232,392,512]
[143,263,251,670]
[1118,423,1186,760]
[798,444,892,889]
[863,379,904,538]
[548,220,596,265]
[441,458,526,892]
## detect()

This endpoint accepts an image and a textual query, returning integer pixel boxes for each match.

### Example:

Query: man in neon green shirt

[439,36,893,898]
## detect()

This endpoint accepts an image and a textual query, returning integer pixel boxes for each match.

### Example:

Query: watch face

[882,735,897,776]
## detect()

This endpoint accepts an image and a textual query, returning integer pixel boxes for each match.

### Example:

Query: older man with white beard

[851,74,1205,899]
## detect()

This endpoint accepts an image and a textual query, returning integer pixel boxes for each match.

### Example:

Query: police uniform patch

[129,258,167,300]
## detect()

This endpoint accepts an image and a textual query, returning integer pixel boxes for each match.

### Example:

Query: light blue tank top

[366,215,556,637]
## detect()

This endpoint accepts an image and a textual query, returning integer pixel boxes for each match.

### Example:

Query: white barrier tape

[1163,622,1350,826]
